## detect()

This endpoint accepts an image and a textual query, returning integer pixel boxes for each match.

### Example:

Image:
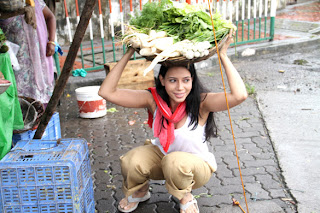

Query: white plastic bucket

[75,86,107,118]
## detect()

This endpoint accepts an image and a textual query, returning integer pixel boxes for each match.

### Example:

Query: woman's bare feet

[118,185,150,212]
[180,192,199,213]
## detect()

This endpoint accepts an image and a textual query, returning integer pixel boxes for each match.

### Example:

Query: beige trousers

[120,143,214,200]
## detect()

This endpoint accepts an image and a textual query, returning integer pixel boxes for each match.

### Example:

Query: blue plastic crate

[0,139,94,213]
[12,112,62,145]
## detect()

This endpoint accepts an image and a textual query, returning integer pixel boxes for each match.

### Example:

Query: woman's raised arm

[202,32,248,113]
[98,48,154,109]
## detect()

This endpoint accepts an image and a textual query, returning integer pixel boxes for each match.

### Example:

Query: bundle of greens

[125,0,237,75]
[129,0,236,45]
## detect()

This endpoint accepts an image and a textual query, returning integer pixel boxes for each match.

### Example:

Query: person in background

[0,0,56,107]
[99,31,247,213]
[44,0,57,14]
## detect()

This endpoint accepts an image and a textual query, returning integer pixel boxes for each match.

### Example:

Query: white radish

[148,30,167,41]
[203,49,209,56]
[136,33,149,41]
[155,31,166,38]
[130,37,141,48]
[138,37,153,48]
[166,51,181,58]
[149,30,157,38]
[139,47,156,56]
[122,32,153,49]
[202,41,211,49]
[185,50,194,59]
[151,47,157,53]
[150,37,174,51]
[192,46,198,52]
[131,33,152,48]
[143,43,182,76]
[194,51,200,58]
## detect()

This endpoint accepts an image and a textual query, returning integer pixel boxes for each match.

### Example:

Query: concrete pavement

[57,1,320,212]
[257,92,320,213]
[221,44,320,213]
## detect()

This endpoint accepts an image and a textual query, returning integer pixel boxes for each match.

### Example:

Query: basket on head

[0,0,24,12]
[136,35,229,67]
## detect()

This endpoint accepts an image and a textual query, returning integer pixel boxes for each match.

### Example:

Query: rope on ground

[233,198,246,213]
[206,1,250,212]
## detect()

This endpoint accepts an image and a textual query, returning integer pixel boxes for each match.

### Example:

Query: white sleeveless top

[151,111,217,172]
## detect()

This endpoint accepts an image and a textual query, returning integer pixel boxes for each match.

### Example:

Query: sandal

[180,196,199,213]
[118,191,151,213]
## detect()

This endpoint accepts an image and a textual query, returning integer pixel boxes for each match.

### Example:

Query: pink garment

[148,87,187,152]
[31,0,54,91]
[0,0,54,104]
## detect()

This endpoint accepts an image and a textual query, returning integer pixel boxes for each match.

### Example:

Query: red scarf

[148,87,187,152]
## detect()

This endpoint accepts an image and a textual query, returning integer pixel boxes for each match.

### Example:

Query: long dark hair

[155,64,217,141]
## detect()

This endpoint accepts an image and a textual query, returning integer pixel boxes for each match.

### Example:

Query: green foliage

[245,83,255,95]
[194,192,213,198]
[129,0,168,34]
[207,72,214,77]
[129,0,235,46]
[293,59,308,65]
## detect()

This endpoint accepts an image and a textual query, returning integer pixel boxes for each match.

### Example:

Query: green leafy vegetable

[129,1,168,34]
[129,0,236,46]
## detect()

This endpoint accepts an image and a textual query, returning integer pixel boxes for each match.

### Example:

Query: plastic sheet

[0,52,24,159]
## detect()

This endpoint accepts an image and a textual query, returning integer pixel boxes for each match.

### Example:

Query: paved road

[257,91,320,213]
[227,46,320,213]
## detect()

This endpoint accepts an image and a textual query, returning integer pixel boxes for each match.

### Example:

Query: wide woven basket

[0,0,24,12]
[136,35,228,67]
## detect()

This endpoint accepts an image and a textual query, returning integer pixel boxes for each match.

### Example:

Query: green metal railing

[55,0,276,74]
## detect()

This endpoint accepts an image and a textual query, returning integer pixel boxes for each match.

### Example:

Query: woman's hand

[219,29,235,55]
[46,42,55,56]
[43,6,56,57]
[126,46,135,55]
[201,28,247,113]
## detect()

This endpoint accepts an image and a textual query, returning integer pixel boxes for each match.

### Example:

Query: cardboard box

[104,59,155,90]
